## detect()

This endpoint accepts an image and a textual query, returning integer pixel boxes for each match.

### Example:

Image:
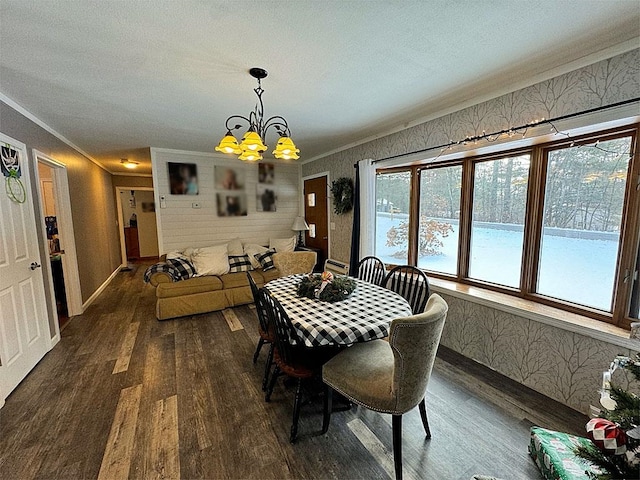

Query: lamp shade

[215,133,242,154]
[238,149,263,162]
[273,136,300,160]
[291,216,310,231]
[240,131,267,152]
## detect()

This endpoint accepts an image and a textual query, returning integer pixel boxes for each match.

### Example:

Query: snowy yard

[375,213,618,311]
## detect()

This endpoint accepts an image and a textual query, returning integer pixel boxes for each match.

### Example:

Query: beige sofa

[147,251,317,320]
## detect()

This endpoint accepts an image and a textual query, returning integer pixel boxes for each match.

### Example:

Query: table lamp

[291,216,310,248]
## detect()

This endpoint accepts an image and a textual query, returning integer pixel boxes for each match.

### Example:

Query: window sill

[429,277,640,350]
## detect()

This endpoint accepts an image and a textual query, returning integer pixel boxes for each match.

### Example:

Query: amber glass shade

[272,136,300,160]
[215,133,242,154]
[240,131,268,152]
[238,148,263,162]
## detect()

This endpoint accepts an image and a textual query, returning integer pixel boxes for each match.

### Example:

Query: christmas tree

[574,353,640,479]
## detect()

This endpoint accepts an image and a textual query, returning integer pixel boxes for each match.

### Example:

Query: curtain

[349,159,375,274]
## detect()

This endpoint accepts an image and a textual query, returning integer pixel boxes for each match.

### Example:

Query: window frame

[376,123,640,329]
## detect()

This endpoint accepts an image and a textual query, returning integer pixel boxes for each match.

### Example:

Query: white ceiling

[1,1,639,175]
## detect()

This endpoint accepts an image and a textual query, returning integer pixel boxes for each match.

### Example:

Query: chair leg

[322,385,333,434]
[262,343,274,391]
[418,398,431,439]
[392,415,403,480]
[290,378,303,443]
[265,366,280,402]
[253,337,265,364]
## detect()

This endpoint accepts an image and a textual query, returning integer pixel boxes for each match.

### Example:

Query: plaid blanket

[143,262,181,283]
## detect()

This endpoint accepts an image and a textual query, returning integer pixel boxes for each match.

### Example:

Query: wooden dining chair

[247,272,275,391]
[261,288,339,443]
[321,294,448,480]
[384,265,431,314]
[357,256,386,286]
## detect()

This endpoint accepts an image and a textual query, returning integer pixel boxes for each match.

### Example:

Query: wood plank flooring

[0,262,588,479]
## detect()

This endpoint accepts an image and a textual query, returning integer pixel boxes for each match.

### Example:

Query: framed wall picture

[256,184,277,212]
[258,162,274,184]
[168,162,198,195]
[215,166,245,191]
[217,193,247,217]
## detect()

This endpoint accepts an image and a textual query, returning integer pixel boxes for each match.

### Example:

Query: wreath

[296,271,357,303]
[330,177,354,215]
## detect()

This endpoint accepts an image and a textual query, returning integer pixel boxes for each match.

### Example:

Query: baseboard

[82,266,121,311]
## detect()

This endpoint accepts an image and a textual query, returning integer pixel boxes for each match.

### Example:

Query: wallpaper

[439,293,639,414]
[301,48,640,414]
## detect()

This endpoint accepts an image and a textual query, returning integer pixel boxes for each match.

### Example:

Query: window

[417,165,461,275]
[537,137,632,311]
[469,155,530,287]
[375,171,411,264]
[374,124,639,328]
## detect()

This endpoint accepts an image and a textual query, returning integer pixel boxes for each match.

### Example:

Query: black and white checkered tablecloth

[265,275,412,347]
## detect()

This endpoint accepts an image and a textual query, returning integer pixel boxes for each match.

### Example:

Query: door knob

[30,262,41,270]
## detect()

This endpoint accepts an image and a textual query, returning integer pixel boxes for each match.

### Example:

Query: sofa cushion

[228,254,253,273]
[156,275,224,298]
[166,255,197,280]
[270,236,296,253]
[220,272,253,289]
[254,249,276,271]
[261,267,281,283]
[191,244,230,276]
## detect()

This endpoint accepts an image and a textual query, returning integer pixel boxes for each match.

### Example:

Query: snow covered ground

[375,213,618,311]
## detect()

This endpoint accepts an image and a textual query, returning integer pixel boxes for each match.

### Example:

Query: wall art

[168,162,198,195]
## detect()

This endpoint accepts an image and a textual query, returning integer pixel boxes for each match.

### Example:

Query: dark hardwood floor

[0,263,587,479]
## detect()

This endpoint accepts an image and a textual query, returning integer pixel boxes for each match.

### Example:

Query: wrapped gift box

[529,426,605,480]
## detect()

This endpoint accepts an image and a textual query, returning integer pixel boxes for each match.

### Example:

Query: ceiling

[1,1,639,176]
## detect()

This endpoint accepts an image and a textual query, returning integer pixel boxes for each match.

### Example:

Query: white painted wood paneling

[151,148,301,254]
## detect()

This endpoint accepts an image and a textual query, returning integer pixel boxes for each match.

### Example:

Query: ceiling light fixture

[215,67,299,162]
[121,159,139,169]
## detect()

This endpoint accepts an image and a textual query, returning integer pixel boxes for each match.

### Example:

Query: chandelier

[215,67,299,162]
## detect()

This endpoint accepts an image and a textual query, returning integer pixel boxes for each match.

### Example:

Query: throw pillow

[165,250,185,260]
[244,243,269,269]
[254,249,276,271]
[191,244,230,276]
[166,255,197,280]
[228,254,253,273]
[270,236,296,253]
[227,237,244,256]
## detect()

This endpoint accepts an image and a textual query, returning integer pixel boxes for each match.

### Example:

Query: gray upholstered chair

[321,294,448,480]
[272,251,317,277]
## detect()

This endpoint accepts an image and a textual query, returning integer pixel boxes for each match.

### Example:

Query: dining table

[265,274,412,348]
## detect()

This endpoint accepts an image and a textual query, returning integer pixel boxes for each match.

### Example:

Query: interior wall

[151,149,301,253]
[0,101,122,306]
[120,189,158,258]
[301,48,640,414]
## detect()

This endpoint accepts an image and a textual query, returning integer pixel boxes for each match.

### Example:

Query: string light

[373,97,639,165]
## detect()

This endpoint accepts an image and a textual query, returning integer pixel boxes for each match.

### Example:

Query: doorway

[303,174,330,265]
[33,151,83,334]
[116,187,159,266]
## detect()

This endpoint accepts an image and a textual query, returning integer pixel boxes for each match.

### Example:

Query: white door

[0,133,50,407]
